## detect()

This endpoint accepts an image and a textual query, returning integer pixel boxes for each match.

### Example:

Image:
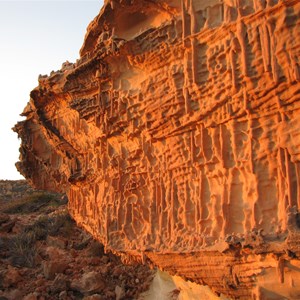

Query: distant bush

[1,192,66,214]
[9,232,37,268]
[23,210,74,240]
[24,215,51,240]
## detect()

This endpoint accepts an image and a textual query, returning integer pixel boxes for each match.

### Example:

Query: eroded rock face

[14,0,300,298]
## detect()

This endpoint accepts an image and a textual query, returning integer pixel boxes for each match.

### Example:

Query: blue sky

[0,0,104,179]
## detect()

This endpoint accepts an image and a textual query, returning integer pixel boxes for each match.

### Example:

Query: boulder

[42,260,68,280]
[70,271,106,294]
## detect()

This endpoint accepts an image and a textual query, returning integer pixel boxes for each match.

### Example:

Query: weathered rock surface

[14,0,300,298]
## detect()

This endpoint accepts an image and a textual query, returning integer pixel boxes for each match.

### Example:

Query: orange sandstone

[14,0,300,298]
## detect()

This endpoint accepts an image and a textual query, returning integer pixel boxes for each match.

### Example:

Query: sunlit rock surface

[14,0,300,298]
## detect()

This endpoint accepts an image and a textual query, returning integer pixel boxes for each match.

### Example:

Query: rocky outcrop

[0,181,154,299]
[14,0,300,298]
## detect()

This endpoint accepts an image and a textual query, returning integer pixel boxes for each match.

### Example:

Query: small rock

[115,285,125,300]
[46,236,67,249]
[59,291,68,300]
[112,266,122,277]
[2,266,22,288]
[23,292,39,300]
[0,213,10,225]
[71,271,106,294]
[73,239,90,250]
[35,286,46,293]
[100,255,109,264]
[11,220,24,234]
[45,246,66,260]
[50,274,69,293]
[0,220,15,233]
[64,268,73,275]
[87,241,104,257]
[99,264,109,276]
[83,294,103,300]
[89,257,102,266]
[42,260,68,280]
[1,289,23,300]
[104,290,115,298]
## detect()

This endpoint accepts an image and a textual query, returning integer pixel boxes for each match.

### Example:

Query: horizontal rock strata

[14,0,300,298]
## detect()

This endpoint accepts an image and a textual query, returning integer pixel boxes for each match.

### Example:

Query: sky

[0,0,104,179]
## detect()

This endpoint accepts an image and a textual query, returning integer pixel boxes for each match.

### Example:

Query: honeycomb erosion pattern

[14,0,300,298]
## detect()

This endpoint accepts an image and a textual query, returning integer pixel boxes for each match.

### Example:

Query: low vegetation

[1,191,70,268]
[0,182,155,299]
[8,231,37,268]
[0,191,66,214]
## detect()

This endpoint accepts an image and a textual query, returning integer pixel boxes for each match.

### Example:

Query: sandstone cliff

[14,0,300,298]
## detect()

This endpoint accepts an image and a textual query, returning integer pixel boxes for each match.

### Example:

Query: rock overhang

[13,0,300,298]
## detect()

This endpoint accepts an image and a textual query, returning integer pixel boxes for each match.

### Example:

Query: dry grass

[5,211,73,268]
[9,231,37,268]
[0,192,66,214]
[0,190,71,268]
[25,212,74,239]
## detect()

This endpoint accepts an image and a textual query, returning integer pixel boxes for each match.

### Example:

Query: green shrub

[9,232,37,268]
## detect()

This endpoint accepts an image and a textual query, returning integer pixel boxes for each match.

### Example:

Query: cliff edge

[14,0,300,298]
